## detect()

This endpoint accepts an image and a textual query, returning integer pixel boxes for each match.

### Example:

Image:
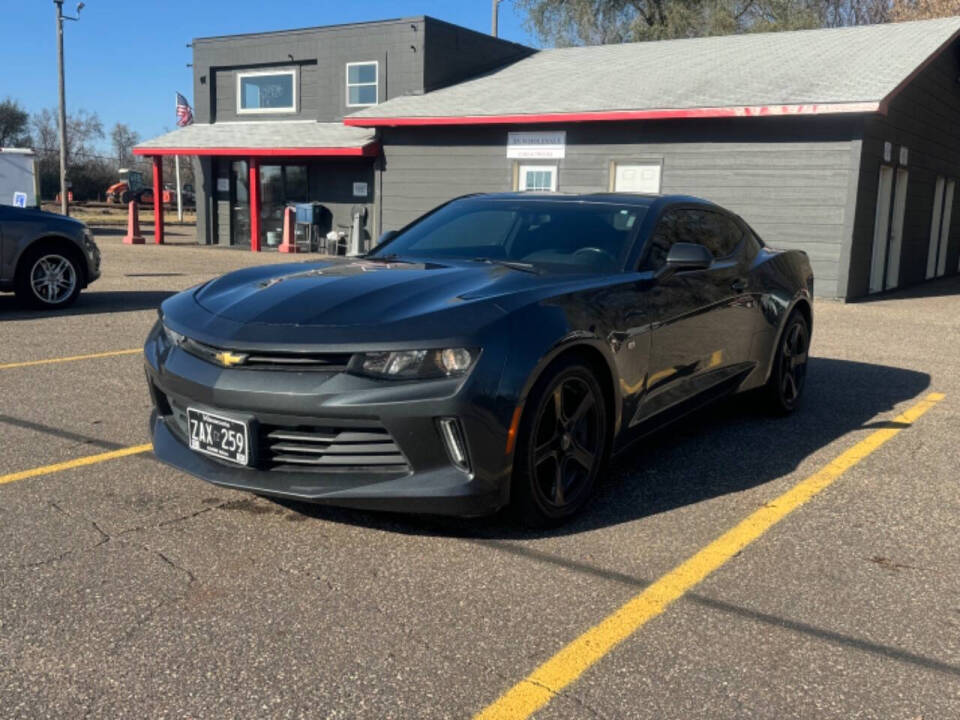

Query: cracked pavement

[1,231,959,718]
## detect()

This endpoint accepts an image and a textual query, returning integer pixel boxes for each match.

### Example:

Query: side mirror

[656,242,713,281]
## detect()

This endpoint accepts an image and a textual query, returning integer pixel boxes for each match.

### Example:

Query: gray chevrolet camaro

[145,193,813,526]
[0,205,101,307]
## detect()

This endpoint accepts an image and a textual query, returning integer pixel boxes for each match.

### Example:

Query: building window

[518,165,557,192]
[237,70,297,114]
[611,161,662,193]
[346,62,378,107]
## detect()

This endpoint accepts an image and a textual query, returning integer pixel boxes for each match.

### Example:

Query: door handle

[731,278,747,293]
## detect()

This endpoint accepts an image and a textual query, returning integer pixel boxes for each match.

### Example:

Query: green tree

[0,97,30,147]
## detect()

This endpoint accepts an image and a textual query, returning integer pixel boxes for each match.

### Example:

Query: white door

[869,166,894,294]
[925,176,945,280]
[613,163,661,193]
[518,165,557,192]
[885,168,908,290]
[937,179,954,277]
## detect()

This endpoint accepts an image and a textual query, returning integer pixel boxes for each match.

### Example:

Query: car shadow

[271,357,930,538]
[0,290,175,320]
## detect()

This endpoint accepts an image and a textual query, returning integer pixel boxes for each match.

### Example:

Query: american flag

[175,92,193,127]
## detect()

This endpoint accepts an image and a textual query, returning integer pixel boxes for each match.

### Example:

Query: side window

[641,208,700,270]
[698,211,744,259]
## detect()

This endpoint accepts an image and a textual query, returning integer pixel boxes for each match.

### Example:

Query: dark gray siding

[380,119,860,297]
[852,43,960,298]
[423,18,534,92]
[192,19,426,124]
[306,160,376,244]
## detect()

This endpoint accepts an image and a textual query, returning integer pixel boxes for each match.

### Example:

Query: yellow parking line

[0,444,153,486]
[476,391,946,720]
[0,348,141,371]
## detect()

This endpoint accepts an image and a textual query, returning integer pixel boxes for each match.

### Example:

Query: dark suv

[0,205,101,308]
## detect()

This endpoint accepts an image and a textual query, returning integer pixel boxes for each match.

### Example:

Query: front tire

[763,309,810,414]
[14,247,83,309]
[511,358,608,527]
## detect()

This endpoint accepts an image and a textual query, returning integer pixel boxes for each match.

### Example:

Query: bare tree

[110,122,141,167]
[515,0,892,46]
[890,0,960,20]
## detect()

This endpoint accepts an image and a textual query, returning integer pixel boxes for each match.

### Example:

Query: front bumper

[144,326,512,517]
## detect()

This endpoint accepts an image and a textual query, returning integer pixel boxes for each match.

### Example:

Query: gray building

[137,16,960,299]
[135,17,531,251]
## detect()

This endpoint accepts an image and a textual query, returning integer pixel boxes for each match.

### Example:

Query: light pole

[492,0,503,37]
[53,1,83,216]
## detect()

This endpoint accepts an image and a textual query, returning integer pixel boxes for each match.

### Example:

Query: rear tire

[763,309,810,415]
[14,245,83,309]
[511,358,609,527]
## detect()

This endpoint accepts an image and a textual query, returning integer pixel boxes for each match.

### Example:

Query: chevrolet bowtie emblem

[214,350,248,368]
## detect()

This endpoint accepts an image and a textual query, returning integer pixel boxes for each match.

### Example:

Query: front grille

[182,337,351,372]
[263,425,410,473]
[158,392,409,475]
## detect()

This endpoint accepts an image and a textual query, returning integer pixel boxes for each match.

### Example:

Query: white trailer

[0,148,39,209]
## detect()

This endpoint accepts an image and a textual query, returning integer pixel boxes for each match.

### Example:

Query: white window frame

[236,69,297,115]
[346,61,379,108]
[518,164,558,192]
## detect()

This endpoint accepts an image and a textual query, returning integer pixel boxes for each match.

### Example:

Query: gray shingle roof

[135,121,376,151]
[347,18,960,123]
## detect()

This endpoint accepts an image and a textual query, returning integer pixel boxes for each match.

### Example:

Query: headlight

[160,321,185,347]
[348,348,479,379]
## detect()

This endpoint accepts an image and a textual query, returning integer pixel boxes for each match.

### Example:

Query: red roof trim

[133,143,379,157]
[344,102,881,127]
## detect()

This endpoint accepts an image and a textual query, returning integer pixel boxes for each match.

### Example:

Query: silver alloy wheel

[30,254,77,305]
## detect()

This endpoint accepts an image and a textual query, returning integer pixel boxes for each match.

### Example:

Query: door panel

[869,166,894,294]
[633,207,756,425]
[925,176,945,280]
[886,168,908,290]
[937,180,954,277]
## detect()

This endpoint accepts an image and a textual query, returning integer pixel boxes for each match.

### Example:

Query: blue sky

[3,0,536,152]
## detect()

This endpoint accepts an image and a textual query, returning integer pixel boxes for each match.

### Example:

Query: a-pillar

[152,156,164,245]
[249,158,261,252]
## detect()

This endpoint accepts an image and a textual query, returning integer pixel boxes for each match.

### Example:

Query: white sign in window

[217,177,230,192]
[613,163,662,193]
[346,62,378,107]
[507,131,566,159]
[518,165,557,192]
[237,70,297,114]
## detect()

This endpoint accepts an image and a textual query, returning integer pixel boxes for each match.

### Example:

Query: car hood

[193,258,584,327]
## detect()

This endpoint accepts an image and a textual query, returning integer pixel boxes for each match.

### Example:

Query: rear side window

[699,211,743,258]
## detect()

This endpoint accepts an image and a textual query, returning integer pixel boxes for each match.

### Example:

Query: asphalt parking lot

[1,231,958,719]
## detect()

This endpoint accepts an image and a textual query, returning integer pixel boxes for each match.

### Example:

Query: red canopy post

[249,158,261,252]
[152,156,164,245]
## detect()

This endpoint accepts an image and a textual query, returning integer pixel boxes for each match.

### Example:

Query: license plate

[187,408,250,466]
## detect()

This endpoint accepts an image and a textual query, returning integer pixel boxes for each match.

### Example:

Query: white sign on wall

[614,163,662,194]
[507,131,566,159]
[217,177,229,192]
[352,182,368,197]
[12,192,27,208]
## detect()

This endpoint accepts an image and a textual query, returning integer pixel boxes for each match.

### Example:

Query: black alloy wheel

[513,360,608,526]
[767,310,809,414]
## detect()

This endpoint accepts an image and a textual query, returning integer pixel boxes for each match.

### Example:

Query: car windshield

[370,198,647,273]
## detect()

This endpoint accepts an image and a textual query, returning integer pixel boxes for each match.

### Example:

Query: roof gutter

[132,143,380,157]
[343,102,882,128]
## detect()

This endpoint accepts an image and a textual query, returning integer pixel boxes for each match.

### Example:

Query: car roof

[454,192,717,209]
